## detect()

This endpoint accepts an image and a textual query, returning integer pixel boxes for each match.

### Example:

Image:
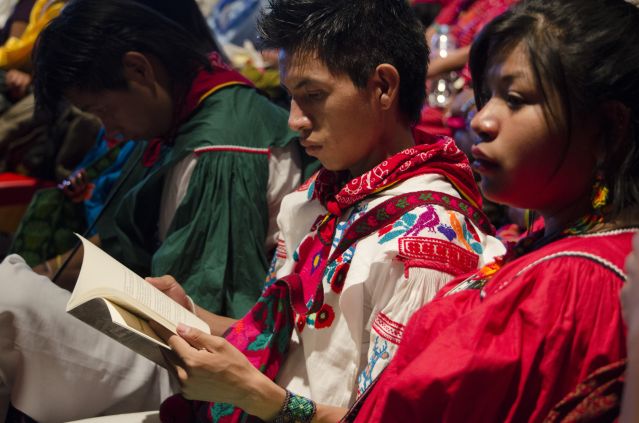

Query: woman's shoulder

[525,228,638,273]
[482,229,639,298]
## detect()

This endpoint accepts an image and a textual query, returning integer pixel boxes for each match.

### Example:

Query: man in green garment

[30,0,304,318]
[0,1,307,421]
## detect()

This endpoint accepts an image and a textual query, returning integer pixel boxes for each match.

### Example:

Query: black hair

[132,0,223,55]
[258,0,428,124]
[469,0,639,220]
[33,0,211,115]
[412,3,443,27]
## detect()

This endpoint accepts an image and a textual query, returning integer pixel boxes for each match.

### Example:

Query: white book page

[67,234,208,333]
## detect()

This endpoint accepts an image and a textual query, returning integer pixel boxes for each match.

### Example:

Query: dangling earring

[592,171,609,212]
[524,209,536,235]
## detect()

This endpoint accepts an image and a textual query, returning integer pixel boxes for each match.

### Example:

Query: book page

[106,300,168,349]
[68,298,168,366]
[67,234,208,334]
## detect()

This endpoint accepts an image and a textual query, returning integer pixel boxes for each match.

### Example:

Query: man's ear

[371,63,400,111]
[121,51,156,89]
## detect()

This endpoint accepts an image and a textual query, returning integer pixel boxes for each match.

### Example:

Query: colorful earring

[592,172,609,211]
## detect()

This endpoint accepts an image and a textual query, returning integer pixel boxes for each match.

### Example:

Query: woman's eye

[506,94,525,109]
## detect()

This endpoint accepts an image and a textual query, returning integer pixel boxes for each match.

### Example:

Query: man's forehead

[279,50,333,83]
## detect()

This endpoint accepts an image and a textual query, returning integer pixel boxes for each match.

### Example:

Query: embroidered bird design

[405,205,440,236]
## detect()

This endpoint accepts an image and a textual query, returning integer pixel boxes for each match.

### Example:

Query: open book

[66,235,209,366]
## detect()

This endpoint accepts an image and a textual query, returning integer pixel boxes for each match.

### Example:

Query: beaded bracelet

[273,390,316,423]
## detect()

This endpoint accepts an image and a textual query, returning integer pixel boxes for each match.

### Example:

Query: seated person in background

[0,1,19,29]
[0,0,99,185]
[418,0,516,137]
[0,0,64,103]
[32,0,302,314]
[147,0,504,421]
[0,0,64,70]
[348,0,639,421]
[0,0,302,421]
[0,0,32,45]
[0,0,35,110]
[8,0,225,268]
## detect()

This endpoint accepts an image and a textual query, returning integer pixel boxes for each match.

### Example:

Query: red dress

[354,229,635,423]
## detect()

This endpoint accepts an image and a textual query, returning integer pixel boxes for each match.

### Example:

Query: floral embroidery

[329,263,349,294]
[314,304,335,329]
[210,402,235,422]
[324,244,355,292]
[296,314,306,333]
[357,337,391,394]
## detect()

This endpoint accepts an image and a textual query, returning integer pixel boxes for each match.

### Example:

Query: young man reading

[148,0,505,422]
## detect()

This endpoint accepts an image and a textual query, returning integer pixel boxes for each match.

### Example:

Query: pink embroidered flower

[314,304,335,329]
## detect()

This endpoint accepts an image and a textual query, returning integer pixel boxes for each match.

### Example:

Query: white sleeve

[265,144,302,252]
[157,154,199,242]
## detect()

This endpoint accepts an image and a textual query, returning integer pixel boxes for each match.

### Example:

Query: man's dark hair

[258,0,428,124]
[33,0,211,115]
[470,0,639,220]
[133,0,223,55]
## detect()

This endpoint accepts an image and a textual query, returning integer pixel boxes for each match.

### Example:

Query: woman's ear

[602,101,632,149]
[121,51,157,89]
[371,63,400,111]
[596,100,632,169]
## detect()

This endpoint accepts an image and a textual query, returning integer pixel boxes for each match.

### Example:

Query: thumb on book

[177,323,208,351]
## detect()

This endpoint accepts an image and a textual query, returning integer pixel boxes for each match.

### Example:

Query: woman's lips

[471,158,499,174]
[470,146,499,173]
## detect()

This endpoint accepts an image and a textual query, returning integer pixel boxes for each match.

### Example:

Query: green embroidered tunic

[96,85,298,318]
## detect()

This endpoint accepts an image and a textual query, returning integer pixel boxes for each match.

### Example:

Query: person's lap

[0,254,174,423]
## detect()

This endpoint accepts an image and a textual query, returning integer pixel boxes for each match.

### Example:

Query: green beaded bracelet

[273,390,317,423]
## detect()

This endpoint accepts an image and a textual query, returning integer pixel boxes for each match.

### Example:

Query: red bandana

[314,128,482,214]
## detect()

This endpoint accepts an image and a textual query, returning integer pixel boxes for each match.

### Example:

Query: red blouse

[354,230,634,423]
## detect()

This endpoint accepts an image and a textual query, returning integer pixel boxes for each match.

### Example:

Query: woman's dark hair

[133,0,223,55]
[258,0,428,124]
[469,0,639,220]
[33,0,212,115]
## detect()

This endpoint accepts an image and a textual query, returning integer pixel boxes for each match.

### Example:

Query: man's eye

[306,91,324,101]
